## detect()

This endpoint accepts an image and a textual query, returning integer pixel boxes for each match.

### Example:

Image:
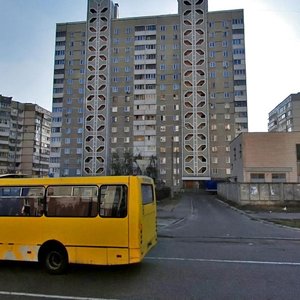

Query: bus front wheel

[44,247,68,274]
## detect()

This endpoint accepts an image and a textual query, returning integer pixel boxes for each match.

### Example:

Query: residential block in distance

[0,95,51,177]
[268,92,300,132]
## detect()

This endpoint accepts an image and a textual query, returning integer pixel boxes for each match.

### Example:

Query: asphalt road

[1,191,300,299]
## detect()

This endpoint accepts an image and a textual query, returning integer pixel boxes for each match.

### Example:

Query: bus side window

[141,184,154,205]
[21,187,45,216]
[100,185,127,218]
[0,187,21,215]
[46,186,98,217]
[0,187,44,217]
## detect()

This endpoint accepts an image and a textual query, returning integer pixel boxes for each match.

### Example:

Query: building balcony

[54,74,65,80]
[133,140,156,147]
[134,69,156,75]
[233,74,246,80]
[233,53,245,60]
[133,119,156,126]
[234,96,247,102]
[0,131,10,137]
[134,30,156,36]
[53,83,64,89]
[55,36,66,42]
[52,92,64,98]
[54,65,65,70]
[232,33,244,39]
[134,39,157,46]
[134,79,156,85]
[234,107,247,113]
[235,117,248,123]
[50,141,62,148]
[232,24,244,30]
[133,130,156,136]
[134,49,156,55]
[134,109,157,115]
[134,89,156,95]
[134,99,157,105]
[234,85,247,91]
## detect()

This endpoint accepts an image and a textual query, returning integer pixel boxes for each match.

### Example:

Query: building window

[296,145,300,161]
[212,157,218,164]
[272,173,286,182]
[250,173,265,182]
[173,84,180,90]
[160,158,166,164]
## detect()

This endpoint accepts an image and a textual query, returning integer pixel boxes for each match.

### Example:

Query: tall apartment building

[0,95,51,176]
[50,22,86,177]
[268,92,300,132]
[50,0,248,189]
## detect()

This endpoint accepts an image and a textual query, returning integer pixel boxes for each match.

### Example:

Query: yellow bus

[0,175,157,274]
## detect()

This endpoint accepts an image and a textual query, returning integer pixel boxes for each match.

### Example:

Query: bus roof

[0,175,154,186]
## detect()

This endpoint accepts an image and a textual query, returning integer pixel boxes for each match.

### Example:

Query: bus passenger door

[140,184,157,257]
[99,185,129,264]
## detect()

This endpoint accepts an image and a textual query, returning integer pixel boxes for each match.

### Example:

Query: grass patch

[268,219,300,228]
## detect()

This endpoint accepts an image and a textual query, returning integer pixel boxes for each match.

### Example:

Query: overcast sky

[0,0,299,132]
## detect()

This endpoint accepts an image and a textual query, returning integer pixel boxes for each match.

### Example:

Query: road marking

[0,291,115,300]
[146,256,300,266]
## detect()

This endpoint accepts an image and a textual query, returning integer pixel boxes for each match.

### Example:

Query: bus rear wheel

[44,247,68,274]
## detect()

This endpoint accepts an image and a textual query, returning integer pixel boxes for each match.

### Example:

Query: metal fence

[218,183,300,206]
